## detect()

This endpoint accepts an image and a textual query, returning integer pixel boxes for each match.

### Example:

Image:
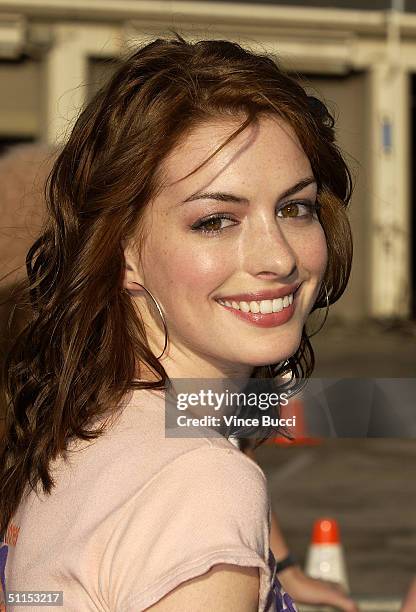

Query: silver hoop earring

[306,281,330,338]
[268,359,290,378]
[125,283,168,360]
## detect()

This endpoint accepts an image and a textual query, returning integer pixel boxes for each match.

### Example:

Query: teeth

[273,298,283,313]
[218,294,294,314]
[260,300,273,314]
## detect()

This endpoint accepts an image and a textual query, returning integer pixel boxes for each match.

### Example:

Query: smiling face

[123,113,328,379]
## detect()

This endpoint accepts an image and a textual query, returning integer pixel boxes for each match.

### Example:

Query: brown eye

[202,218,223,232]
[277,201,318,220]
[191,214,236,235]
[280,203,300,218]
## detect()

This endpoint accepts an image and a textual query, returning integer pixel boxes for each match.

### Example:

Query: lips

[215,283,302,303]
[216,290,298,328]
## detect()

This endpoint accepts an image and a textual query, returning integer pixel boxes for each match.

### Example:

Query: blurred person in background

[0,35,356,611]
[0,142,59,434]
[401,576,416,611]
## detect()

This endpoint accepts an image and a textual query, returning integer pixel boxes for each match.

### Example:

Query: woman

[0,35,352,611]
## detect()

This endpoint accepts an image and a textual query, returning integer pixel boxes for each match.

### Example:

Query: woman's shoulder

[59,387,261,491]
[46,386,269,527]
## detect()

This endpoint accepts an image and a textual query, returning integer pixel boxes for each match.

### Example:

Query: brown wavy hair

[0,34,352,535]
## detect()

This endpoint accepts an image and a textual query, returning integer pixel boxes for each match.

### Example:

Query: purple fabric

[0,543,7,595]
[274,576,298,612]
[265,548,298,611]
[0,542,8,607]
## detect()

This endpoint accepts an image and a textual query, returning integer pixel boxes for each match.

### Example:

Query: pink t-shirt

[3,387,279,611]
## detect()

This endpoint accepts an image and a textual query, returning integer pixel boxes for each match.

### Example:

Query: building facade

[0,0,414,320]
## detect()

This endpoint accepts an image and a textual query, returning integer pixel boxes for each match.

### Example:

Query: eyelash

[191,201,321,236]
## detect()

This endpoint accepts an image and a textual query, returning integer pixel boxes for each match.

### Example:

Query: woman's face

[124,114,327,379]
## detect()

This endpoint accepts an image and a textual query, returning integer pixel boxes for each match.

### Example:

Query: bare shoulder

[144,563,260,612]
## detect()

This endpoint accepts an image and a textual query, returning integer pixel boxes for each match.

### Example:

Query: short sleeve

[102,445,274,611]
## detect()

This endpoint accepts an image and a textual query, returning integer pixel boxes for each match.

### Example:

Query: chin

[239,351,298,370]
[243,333,303,367]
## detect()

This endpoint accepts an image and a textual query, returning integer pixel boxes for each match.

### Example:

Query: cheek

[295,225,328,274]
[144,232,232,297]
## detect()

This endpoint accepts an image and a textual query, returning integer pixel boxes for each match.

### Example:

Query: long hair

[0,143,60,435]
[0,34,352,535]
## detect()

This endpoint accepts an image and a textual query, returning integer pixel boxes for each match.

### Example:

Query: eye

[277,201,320,219]
[191,214,237,235]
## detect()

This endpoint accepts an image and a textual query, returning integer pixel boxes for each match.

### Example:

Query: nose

[238,215,298,280]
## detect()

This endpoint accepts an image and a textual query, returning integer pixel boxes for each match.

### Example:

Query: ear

[122,239,145,295]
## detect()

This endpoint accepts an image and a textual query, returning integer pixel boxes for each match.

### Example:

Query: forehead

[158,114,311,197]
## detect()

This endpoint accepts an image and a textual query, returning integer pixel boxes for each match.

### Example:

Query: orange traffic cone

[265,393,320,446]
[305,518,350,592]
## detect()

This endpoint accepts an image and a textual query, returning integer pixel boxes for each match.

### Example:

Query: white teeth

[259,300,273,314]
[218,294,294,314]
[273,298,283,313]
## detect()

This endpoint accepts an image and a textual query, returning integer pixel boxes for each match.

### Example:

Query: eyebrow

[181,176,317,206]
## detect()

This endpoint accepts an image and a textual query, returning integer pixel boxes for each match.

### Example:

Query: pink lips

[216,284,301,328]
